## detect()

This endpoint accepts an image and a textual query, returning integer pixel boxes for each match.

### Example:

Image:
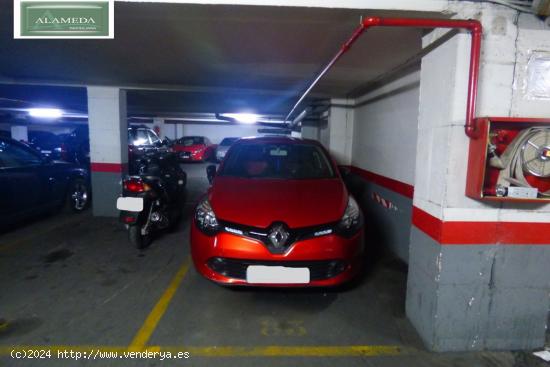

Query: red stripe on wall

[348,166,549,245]
[412,206,550,245]
[90,163,127,173]
[349,166,414,199]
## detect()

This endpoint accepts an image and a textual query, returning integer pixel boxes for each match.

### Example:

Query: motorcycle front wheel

[128,225,152,249]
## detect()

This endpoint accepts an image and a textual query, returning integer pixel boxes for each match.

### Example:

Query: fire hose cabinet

[466,117,550,202]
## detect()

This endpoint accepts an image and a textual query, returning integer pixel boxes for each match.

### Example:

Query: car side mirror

[206,164,217,184]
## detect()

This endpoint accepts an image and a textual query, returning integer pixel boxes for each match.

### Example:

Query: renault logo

[268,224,289,248]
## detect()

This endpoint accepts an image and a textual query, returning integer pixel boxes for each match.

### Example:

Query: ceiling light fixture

[28,108,63,119]
[222,113,259,124]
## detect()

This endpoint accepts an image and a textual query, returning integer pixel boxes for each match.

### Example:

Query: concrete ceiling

[0,1,441,116]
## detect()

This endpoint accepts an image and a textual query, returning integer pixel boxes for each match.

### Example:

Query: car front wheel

[67,178,90,212]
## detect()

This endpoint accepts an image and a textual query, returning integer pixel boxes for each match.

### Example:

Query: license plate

[181,152,190,158]
[246,265,310,284]
[116,197,143,212]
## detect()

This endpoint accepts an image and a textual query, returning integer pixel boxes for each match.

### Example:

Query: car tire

[128,225,151,249]
[66,177,90,213]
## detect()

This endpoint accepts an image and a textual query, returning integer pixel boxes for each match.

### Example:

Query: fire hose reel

[466,117,550,202]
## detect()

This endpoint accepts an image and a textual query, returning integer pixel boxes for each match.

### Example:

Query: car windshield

[220,137,238,146]
[219,143,335,179]
[179,137,203,146]
[128,129,150,146]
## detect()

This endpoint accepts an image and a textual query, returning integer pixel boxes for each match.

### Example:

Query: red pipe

[287,17,483,138]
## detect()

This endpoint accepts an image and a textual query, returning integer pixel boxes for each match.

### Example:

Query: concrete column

[327,99,354,165]
[407,4,550,351]
[11,125,28,142]
[87,86,128,217]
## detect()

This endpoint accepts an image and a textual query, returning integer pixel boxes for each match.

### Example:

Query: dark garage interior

[1,0,550,366]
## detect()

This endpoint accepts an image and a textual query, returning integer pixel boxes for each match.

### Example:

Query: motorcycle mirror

[206,165,217,185]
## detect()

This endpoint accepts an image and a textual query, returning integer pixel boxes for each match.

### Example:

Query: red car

[173,136,215,162]
[191,136,364,287]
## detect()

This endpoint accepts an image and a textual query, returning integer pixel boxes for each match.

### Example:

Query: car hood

[174,144,204,152]
[209,177,347,228]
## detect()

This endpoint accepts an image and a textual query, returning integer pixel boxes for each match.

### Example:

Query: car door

[0,140,47,223]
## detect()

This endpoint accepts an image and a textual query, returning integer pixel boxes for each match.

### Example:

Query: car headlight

[335,196,362,237]
[195,197,219,235]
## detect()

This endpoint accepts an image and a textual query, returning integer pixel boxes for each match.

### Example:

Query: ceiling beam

[0,77,330,98]
[119,0,448,13]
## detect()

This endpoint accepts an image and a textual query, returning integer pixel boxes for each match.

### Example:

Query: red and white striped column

[407,6,550,351]
[87,86,128,217]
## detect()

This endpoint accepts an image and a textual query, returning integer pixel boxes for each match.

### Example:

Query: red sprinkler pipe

[286,17,483,138]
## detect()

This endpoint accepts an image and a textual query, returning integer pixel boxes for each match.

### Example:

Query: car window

[219,143,335,179]
[220,138,238,146]
[0,140,43,168]
[179,137,203,146]
[147,130,161,145]
[129,129,150,146]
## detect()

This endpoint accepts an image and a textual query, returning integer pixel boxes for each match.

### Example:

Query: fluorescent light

[223,113,259,124]
[28,108,63,119]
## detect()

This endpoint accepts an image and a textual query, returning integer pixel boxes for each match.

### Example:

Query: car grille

[207,257,347,281]
[218,220,338,254]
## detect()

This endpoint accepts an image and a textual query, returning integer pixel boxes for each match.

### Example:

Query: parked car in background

[128,127,170,174]
[0,137,90,229]
[173,136,215,162]
[27,127,91,166]
[191,136,364,287]
[58,125,90,166]
[28,131,65,160]
[215,137,239,162]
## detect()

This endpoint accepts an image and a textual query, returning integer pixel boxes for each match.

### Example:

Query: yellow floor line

[128,257,191,351]
[0,345,411,357]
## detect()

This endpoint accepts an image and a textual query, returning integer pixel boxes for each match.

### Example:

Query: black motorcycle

[117,151,187,249]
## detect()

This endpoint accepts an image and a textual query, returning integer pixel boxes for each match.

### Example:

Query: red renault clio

[190,136,364,287]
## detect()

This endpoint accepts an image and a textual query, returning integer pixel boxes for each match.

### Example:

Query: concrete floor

[0,163,545,366]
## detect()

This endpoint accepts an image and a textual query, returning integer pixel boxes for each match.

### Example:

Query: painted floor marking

[128,257,191,351]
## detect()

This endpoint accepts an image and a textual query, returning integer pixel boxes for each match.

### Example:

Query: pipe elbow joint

[465,121,481,139]
[361,16,382,28]
[469,19,483,35]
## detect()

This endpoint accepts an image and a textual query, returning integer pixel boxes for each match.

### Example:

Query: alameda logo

[35,16,97,25]
[15,0,113,38]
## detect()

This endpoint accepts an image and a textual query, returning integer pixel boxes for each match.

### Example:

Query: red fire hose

[286,17,483,138]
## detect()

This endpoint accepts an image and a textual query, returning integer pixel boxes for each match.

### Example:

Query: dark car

[0,137,90,229]
[215,137,239,162]
[28,131,65,160]
[29,127,91,166]
[128,127,170,174]
[59,125,90,166]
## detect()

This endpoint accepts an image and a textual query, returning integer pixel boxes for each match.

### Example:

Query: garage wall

[348,71,420,263]
[165,123,260,143]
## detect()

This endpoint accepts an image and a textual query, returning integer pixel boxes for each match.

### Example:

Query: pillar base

[90,171,124,217]
[407,226,550,351]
